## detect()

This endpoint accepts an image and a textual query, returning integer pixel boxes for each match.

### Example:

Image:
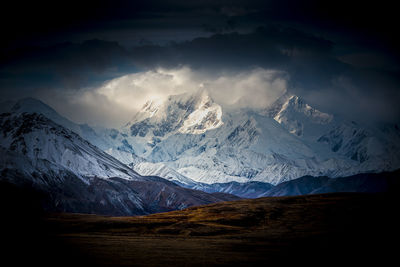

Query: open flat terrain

[2,191,398,266]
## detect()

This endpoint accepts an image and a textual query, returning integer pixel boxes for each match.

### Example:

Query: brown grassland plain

[1,188,399,266]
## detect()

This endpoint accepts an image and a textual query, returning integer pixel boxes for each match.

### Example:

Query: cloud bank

[39,67,288,128]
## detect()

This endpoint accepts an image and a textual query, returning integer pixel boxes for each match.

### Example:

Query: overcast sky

[0,0,399,127]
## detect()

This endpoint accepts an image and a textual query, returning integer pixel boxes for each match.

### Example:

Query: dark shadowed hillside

[262,170,400,196]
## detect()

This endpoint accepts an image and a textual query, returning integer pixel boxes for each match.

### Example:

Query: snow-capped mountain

[263,92,333,137]
[9,98,122,152]
[125,90,223,136]
[0,111,237,215]
[3,91,399,193]
[266,93,400,173]
[0,112,140,180]
[113,89,400,185]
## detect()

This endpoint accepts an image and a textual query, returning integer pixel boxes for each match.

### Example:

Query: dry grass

[33,192,399,266]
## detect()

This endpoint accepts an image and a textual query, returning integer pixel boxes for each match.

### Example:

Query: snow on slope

[0,112,141,180]
[10,98,117,150]
[124,90,223,140]
[5,98,141,167]
[264,92,333,137]
[267,92,400,172]
[133,161,198,186]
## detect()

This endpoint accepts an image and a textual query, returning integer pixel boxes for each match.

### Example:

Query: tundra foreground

[2,189,399,266]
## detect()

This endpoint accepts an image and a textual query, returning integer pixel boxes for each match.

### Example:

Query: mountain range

[95,90,399,178]
[0,89,399,214]
[104,89,400,186]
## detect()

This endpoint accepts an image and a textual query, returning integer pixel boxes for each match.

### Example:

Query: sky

[0,0,399,127]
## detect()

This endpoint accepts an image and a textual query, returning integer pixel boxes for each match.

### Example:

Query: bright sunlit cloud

[40,67,288,128]
[95,66,288,114]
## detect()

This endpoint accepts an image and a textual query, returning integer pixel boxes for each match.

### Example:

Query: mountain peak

[11,97,56,115]
[125,89,223,136]
[0,111,141,180]
[178,90,223,134]
[279,94,333,125]
[128,98,164,125]
[263,92,333,137]
[10,97,81,134]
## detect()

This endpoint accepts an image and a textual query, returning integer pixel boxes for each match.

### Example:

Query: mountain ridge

[0,112,239,215]
[119,89,400,185]
[3,91,399,194]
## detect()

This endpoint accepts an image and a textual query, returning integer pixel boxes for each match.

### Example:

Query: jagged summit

[178,89,223,134]
[263,92,333,136]
[124,89,223,138]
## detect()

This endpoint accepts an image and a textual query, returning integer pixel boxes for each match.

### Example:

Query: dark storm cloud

[3,0,398,49]
[0,39,136,96]
[129,26,341,84]
[1,25,338,91]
